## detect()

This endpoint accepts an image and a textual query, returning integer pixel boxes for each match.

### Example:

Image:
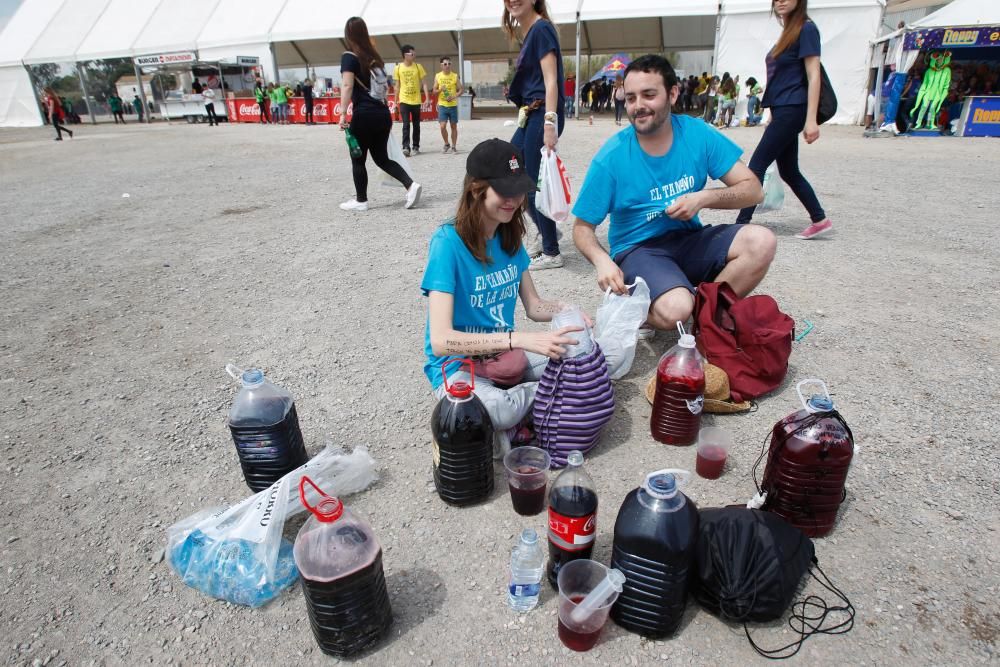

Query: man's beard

[630,107,668,135]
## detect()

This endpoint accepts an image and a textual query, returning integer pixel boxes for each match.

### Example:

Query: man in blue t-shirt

[572,55,776,335]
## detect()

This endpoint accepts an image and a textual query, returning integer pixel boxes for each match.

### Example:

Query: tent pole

[712,3,721,73]
[575,11,581,120]
[871,48,885,133]
[134,63,151,124]
[76,63,97,125]
[457,29,465,87]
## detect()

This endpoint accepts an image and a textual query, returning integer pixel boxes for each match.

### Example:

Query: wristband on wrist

[508,331,513,351]
[543,111,557,121]
[544,120,555,126]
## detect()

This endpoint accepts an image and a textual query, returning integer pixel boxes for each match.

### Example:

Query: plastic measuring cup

[551,306,593,358]
[557,560,623,652]
[696,426,731,480]
[503,446,550,516]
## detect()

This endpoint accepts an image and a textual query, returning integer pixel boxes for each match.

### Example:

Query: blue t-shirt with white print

[421,222,531,389]
[572,114,743,259]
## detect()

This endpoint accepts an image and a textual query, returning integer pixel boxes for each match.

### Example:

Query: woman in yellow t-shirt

[433,57,461,153]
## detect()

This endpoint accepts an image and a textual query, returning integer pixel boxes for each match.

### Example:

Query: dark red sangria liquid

[696,445,727,479]
[650,369,705,446]
[509,469,546,516]
[558,596,603,651]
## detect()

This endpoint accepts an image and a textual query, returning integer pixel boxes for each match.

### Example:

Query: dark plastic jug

[758,379,854,538]
[610,470,699,638]
[430,359,495,506]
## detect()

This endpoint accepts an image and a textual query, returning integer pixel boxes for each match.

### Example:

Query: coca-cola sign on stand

[225,94,437,124]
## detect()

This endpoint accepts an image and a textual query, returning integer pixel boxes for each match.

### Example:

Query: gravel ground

[1,115,998,666]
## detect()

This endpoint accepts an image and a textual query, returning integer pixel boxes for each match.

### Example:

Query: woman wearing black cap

[420,139,583,451]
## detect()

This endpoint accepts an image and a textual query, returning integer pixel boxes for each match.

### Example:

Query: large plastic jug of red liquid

[650,324,705,446]
[610,469,699,638]
[430,359,495,506]
[293,476,393,658]
[757,379,854,538]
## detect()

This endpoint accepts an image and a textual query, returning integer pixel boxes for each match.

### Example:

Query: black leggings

[113,111,125,124]
[258,101,269,123]
[350,107,413,202]
[305,102,314,123]
[53,120,71,139]
[737,104,825,224]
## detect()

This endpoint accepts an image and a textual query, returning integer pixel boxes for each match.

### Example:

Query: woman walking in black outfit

[736,0,832,240]
[338,16,422,212]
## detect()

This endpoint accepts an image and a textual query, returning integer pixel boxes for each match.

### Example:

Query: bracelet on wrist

[544,120,555,127]
[508,331,513,351]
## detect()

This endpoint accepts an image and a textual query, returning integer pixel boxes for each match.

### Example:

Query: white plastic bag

[381,133,416,187]
[593,277,652,380]
[165,445,377,607]
[535,147,572,222]
[755,164,784,214]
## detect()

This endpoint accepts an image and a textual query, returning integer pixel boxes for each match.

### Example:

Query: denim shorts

[614,224,742,301]
[438,105,458,123]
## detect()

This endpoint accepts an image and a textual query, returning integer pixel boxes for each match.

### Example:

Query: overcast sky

[0,0,24,33]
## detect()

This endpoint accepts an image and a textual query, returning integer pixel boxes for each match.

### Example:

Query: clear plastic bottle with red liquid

[293,476,393,658]
[758,379,855,538]
[547,451,598,588]
[610,469,699,638]
[650,324,705,446]
[430,359,495,507]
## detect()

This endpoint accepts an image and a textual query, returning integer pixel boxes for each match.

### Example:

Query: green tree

[80,58,135,102]
[28,63,60,88]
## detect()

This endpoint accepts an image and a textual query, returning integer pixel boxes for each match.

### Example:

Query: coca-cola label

[239,103,260,115]
[686,395,704,414]
[548,509,596,549]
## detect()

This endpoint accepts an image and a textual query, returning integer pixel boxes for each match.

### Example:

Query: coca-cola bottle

[547,450,598,588]
[650,324,705,446]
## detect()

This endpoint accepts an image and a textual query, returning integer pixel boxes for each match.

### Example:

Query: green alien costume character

[910,50,952,130]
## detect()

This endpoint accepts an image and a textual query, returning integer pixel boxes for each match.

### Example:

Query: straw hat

[645,363,753,414]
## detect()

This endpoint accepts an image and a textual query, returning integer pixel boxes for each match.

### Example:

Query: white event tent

[716,0,886,125]
[0,0,883,127]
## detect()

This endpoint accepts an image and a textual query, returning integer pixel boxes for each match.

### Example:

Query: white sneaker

[405,182,422,209]
[525,228,564,258]
[637,325,656,340]
[339,199,368,211]
[529,253,564,271]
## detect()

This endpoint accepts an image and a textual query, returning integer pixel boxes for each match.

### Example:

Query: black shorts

[614,224,742,301]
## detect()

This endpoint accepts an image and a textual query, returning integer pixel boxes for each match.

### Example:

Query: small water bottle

[508,528,545,612]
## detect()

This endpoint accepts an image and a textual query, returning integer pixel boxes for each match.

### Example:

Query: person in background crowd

[44,87,73,140]
[422,138,596,452]
[302,78,315,125]
[468,86,477,111]
[132,90,145,122]
[702,76,720,123]
[203,86,219,126]
[717,76,737,128]
[254,78,270,124]
[338,16,421,212]
[109,92,125,124]
[572,55,773,337]
[745,77,763,125]
[395,44,429,157]
[695,72,709,110]
[613,77,626,125]
[192,78,203,95]
[434,57,461,153]
[736,0,833,240]
[504,0,567,271]
[564,73,576,116]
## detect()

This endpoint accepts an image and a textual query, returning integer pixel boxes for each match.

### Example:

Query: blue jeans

[747,95,762,125]
[511,108,565,256]
[565,97,575,117]
[737,104,825,224]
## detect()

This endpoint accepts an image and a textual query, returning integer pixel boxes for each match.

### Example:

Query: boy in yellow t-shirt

[433,57,461,153]
[394,45,429,156]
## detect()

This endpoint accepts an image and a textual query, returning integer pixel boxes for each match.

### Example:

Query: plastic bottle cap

[521,528,538,545]
[566,451,584,467]
[644,472,679,499]
[678,333,696,349]
[807,396,834,411]
[447,379,473,399]
[312,497,344,523]
[241,369,264,387]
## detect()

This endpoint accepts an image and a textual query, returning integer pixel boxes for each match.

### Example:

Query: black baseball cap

[466,139,537,197]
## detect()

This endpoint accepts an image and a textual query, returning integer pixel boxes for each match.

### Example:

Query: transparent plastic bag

[755,165,784,214]
[381,133,416,187]
[165,445,377,607]
[535,147,571,222]
[593,277,652,380]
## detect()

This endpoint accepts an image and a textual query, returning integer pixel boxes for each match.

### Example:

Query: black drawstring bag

[693,507,854,659]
